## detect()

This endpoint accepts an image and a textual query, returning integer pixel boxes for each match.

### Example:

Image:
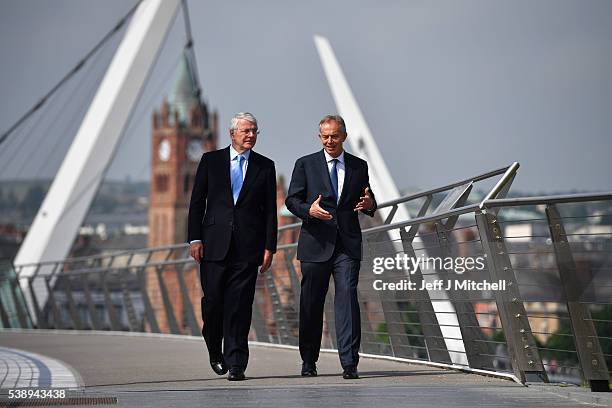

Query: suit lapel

[338,152,353,206]
[235,150,261,205]
[219,146,234,205]
[318,150,336,205]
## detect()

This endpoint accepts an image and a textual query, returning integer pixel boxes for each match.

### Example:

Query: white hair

[230,112,258,132]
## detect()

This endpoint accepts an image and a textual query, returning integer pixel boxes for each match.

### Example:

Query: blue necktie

[231,155,245,204]
[329,158,339,203]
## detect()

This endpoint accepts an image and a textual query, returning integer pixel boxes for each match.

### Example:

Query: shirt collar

[323,149,345,165]
[229,145,251,161]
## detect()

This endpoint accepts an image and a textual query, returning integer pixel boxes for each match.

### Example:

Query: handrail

[50,258,193,277]
[483,191,612,208]
[379,165,511,209]
[478,162,520,209]
[13,243,188,269]
[277,164,516,233]
[331,189,612,237]
[361,204,480,235]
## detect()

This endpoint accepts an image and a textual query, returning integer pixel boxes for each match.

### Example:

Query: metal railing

[3,163,612,392]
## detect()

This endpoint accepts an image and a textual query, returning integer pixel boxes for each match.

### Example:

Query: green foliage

[543,324,577,364]
[543,305,612,369]
[592,305,612,371]
[492,330,505,343]
[376,322,390,344]
[374,303,427,358]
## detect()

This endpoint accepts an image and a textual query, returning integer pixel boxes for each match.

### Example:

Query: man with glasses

[286,114,376,379]
[188,112,277,381]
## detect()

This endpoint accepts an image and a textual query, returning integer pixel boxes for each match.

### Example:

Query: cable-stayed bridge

[1,1,611,406]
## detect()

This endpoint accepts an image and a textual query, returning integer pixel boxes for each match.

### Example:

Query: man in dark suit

[188,112,277,381]
[285,114,376,380]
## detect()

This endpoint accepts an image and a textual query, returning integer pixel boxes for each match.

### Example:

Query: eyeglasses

[237,128,259,135]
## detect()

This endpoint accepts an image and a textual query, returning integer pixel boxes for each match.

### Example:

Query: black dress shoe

[210,358,228,376]
[342,366,359,379]
[227,367,246,381]
[301,362,317,377]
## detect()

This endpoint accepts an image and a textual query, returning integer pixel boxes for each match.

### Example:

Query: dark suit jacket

[187,146,277,264]
[285,150,376,262]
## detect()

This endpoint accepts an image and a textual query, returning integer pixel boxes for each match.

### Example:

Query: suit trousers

[299,238,361,368]
[199,235,258,369]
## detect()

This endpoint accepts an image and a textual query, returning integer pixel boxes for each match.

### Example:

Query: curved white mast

[314,35,467,365]
[15,0,182,324]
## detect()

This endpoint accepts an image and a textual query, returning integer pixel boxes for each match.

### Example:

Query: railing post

[80,272,102,330]
[116,254,140,332]
[546,204,610,392]
[284,248,301,318]
[26,264,45,329]
[429,182,497,369]
[0,293,11,328]
[61,273,83,330]
[100,270,122,331]
[398,197,453,363]
[44,273,63,329]
[137,265,160,334]
[251,286,271,342]
[154,263,180,334]
[174,261,200,336]
[476,211,548,383]
[434,219,494,370]
[116,268,139,332]
[367,251,415,358]
[265,266,294,345]
[12,265,34,328]
[9,271,30,328]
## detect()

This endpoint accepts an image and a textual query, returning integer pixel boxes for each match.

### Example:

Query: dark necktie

[329,158,339,203]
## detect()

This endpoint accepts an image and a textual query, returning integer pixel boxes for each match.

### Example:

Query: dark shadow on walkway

[84,370,456,389]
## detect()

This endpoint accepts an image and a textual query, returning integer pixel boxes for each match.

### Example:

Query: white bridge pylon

[14,0,182,325]
[314,35,467,366]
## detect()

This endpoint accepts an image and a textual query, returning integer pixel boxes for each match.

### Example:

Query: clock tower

[147,54,217,334]
[149,56,218,248]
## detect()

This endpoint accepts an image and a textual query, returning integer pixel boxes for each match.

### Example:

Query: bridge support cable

[0,1,143,149]
[15,0,183,326]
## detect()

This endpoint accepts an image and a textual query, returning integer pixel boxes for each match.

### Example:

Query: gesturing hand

[190,242,204,263]
[354,187,375,212]
[309,194,333,220]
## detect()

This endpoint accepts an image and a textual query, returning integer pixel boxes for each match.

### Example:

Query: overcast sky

[0,0,611,194]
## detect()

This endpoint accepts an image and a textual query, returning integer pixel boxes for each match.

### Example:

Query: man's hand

[309,194,333,220]
[190,242,204,263]
[260,249,274,274]
[354,187,375,212]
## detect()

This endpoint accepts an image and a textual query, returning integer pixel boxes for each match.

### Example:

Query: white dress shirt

[323,150,345,202]
[229,144,250,181]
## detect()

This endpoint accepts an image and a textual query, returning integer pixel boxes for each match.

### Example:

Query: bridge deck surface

[0,331,608,407]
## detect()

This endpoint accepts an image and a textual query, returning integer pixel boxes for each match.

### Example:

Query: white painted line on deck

[0,346,82,389]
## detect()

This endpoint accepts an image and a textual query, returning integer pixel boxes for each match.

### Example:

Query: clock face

[158,139,170,161]
[187,139,203,162]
